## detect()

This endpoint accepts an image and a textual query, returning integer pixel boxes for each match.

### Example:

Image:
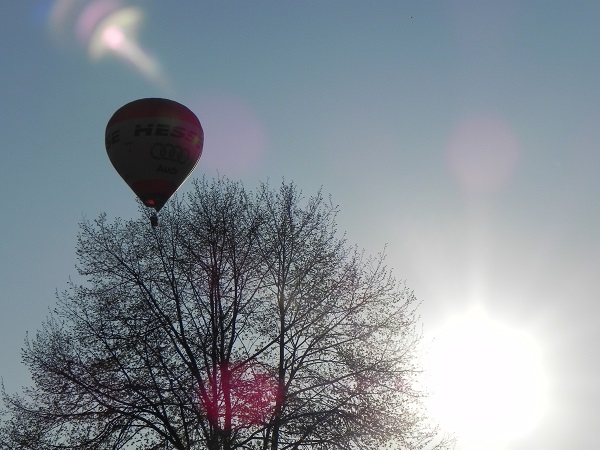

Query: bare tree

[1,177,452,450]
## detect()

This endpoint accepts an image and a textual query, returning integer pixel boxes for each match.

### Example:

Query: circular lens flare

[446,115,520,195]
[197,362,281,431]
[190,95,268,176]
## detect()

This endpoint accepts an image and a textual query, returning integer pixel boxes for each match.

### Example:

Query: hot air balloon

[105,98,204,226]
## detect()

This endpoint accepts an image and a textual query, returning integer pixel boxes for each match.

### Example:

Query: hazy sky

[1,2,600,449]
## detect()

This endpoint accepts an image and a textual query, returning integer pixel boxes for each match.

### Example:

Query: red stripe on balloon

[107,98,201,128]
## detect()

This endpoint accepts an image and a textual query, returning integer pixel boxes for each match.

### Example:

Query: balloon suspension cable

[150,212,159,227]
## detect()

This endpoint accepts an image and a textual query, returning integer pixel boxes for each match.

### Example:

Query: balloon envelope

[105,98,203,211]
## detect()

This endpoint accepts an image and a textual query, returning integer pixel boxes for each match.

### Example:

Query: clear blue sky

[1,1,599,449]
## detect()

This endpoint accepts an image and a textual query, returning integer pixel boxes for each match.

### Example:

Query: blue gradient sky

[1,2,600,449]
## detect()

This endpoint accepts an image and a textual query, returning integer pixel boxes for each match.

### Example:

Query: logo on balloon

[105,98,203,214]
[150,143,190,165]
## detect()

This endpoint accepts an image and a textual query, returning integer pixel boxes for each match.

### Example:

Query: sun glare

[84,6,166,87]
[425,308,548,449]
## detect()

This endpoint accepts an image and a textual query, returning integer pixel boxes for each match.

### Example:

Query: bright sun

[424,308,548,449]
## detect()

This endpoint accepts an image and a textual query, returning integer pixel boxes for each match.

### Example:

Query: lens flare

[46,0,168,87]
[197,362,281,431]
[190,95,268,176]
[75,0,120,45]
[446,114,519,195]
[87,6,167,86]
[102,25,125,49]
[48,0,79,41]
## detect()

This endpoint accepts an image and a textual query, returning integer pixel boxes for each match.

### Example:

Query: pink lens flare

[197,361,282,431]
[446,114,520,195]
[190,95,268,176]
